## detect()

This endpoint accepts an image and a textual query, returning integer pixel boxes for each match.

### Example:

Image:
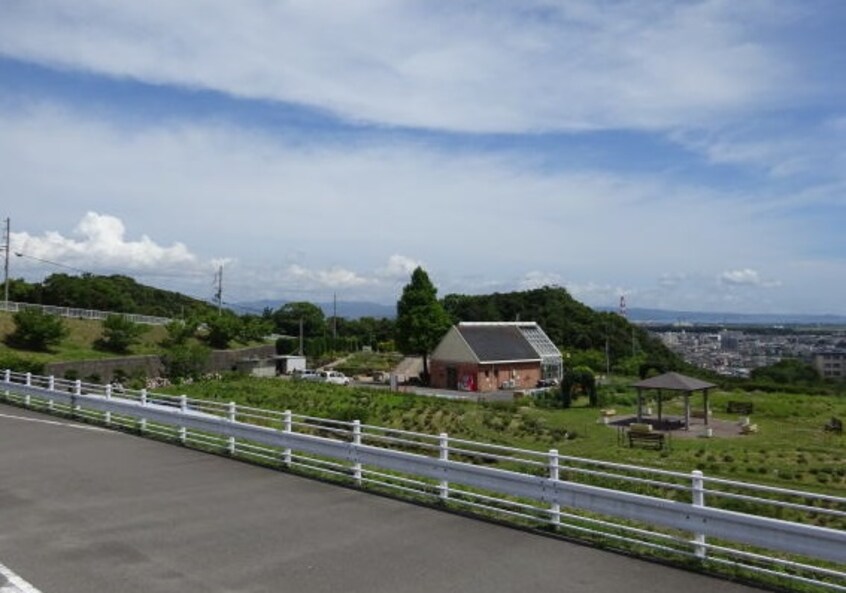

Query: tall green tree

[395,267,451,383]
[271,302,326,338]
[6,308,69,351]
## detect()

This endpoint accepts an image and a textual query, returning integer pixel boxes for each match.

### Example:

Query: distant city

[651,327,846,379]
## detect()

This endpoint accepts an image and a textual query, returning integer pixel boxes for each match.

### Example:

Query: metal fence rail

[2,370,844,591]
[0,300,171,325]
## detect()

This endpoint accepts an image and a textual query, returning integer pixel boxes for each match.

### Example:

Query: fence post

[139,389,148,433]
[3,369,9,400]
[25,372,32,387]
[228,402,237,455]
[104,384,112,426]
[692,470,707,560]
[549,449,560,527]
[72,379,82,417]
[47,373,55,411]
[439,433,449,501]
[179,395,187,444]
[353,420,362,486]
[282,410,292,467]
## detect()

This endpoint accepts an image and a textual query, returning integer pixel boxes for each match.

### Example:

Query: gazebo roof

[631,372,716,392]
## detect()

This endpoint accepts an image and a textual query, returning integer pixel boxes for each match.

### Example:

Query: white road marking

[0,562,43,593]
[0,412,114,434]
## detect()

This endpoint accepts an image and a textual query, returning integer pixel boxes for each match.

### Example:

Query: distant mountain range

[232,299,397,319]
[234,299,846,326]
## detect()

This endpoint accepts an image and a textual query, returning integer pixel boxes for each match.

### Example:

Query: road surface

[0,403,764,593]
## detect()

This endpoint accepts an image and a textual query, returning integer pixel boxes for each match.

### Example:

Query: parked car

[317,370,351,386]
[292,369,319,381]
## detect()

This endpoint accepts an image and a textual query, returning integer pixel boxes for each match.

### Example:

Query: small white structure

[275,355,307,375]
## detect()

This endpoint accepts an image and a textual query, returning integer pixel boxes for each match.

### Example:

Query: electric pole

[3,218,10,311]
[214,264,223,314]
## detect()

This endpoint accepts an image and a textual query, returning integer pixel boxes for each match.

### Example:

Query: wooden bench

[628,430,665,450]
[824,417,843,435]
[727,401,754,415]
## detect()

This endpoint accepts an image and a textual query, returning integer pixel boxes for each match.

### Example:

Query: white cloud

[0,103,841,313]
[719,268,781,288]
[378,255,423,279]
[11,212,200,273]
[0,0,795,133]
[286,264,372,289]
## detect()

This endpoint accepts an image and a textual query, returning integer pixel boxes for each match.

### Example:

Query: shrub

[96,314,146,354]
[0,353,45,374]
[6,308,68,351]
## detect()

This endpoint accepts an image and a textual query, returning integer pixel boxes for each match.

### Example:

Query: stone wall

[44,344,278,383]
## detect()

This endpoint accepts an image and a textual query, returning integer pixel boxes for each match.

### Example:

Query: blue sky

[0,0,844,314]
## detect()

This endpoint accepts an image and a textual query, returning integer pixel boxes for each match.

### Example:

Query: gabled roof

[457,323,541,363]
[631,372,715,392]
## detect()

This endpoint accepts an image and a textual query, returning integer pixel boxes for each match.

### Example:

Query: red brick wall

[430,360,541,392]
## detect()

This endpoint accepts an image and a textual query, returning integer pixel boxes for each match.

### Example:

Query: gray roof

[458,324,541,363]
[631,372,716,392]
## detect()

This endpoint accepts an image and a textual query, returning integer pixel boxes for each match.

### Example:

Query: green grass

[161,374,846,496]
[0,313,168,364]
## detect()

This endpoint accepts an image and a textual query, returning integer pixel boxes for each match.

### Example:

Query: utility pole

[214,264,223,314]
[3,218,9,311]
[333,292,337,341]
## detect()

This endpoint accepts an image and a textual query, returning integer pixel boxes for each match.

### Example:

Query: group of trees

[3,268,685,392]
[7,274,217,319]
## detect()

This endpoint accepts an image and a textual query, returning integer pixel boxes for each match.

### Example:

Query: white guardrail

[1,370,844,591]
[0,301,171,325]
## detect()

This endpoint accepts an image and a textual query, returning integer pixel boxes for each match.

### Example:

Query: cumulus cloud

[0,103,838,312]
[286,264,372,289]
[378,255,423,279]
[719,268,781,288]
[11,212,201,273]
[0,0,795,133]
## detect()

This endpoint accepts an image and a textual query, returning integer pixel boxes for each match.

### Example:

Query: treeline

[6,274,682,376]
[7,274,216,318]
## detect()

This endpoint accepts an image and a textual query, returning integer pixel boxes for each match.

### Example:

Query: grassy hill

[0,312,168,366]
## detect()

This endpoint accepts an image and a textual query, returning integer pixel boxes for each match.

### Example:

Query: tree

[6,308,69,351]
[750,359,821,385]
[271,302,326,338]
[395,267,452,384]
[96,314,146,354]
[559,366,598,407]
[203,313,242,349]
[161,343,211,381]
[161,318,200,347]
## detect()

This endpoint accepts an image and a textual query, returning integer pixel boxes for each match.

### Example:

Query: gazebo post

[636,388,643,422]
[704,388,710,427]
[684,391,691,430]
[657,390,663,423]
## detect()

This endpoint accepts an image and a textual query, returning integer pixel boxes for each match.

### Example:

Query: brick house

[429,322,563,392]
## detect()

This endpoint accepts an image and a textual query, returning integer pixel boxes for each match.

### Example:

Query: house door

[446,367,458,390]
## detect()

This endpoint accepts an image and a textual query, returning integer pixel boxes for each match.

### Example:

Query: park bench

[726,401,754,415]
[824,417,843,435]
[628,425,665,450]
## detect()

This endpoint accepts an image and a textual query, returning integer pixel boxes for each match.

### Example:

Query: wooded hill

[6,275,680,373]
[442,287,681,373]
[6,274,216,318]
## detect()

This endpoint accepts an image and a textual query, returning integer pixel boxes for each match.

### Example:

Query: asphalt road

[0,403,765,593]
